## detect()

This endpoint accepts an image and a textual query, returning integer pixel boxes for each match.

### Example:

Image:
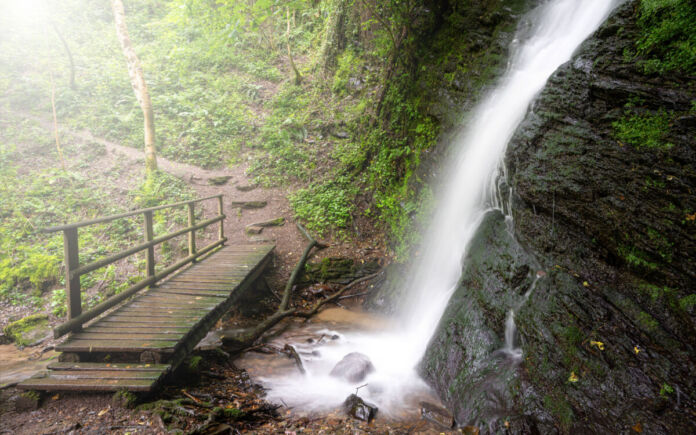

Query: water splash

[258,0,623,416]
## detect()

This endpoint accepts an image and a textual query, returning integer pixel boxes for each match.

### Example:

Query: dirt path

[14,111,377,291]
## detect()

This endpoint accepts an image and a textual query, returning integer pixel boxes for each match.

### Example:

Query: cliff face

[421,1,696,433]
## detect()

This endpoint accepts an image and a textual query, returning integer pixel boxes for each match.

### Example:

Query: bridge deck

[18,244,274,392]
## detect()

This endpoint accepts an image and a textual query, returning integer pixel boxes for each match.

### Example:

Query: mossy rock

[4,314,50,347]
[207,176,233,185]
[112,389,139,409]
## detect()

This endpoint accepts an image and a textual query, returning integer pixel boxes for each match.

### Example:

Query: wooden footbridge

[18,195,274,393]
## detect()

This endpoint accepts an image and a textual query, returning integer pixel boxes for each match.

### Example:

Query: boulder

[329,352,375,383]
[343,394,377,422]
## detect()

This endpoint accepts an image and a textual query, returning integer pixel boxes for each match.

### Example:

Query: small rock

[245,225,263,235]
[419,401,454,429]
[235,184,257,192]
[207,176,233,185]
[229,200,267,209]
[249,217,285,227]
[329,352,375,383]
[343,394,377,422]
[14,391,42,411]
[331,131,350,139]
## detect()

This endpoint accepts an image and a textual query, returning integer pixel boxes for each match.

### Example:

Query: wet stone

[329,352,375,383]
[419,401,454,429]
[343,394,377,422]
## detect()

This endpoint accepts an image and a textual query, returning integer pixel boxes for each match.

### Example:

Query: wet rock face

[422,2,696,433]
[329,352,375,384]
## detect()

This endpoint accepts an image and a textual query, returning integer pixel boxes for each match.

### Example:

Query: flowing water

[250,0,623,419]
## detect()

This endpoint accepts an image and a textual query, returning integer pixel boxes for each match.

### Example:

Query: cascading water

[256,0,623,417]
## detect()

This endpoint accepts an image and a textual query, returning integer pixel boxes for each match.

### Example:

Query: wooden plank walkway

[19,244,274,392]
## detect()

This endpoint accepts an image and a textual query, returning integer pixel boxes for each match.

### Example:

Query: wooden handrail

[49,195,226,338]
[42,194,222,233]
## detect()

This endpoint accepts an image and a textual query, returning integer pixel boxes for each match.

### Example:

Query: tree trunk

[319,0,349,73]
[111,0,157,174]
[51,22,76,90]
[286,8,302,85]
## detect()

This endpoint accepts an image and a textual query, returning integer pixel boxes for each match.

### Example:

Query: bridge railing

[42,194,226,338]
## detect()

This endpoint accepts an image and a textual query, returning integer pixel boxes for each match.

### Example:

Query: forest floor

[0,118,456,434]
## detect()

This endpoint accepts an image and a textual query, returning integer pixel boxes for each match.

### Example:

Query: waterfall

[258,0,623,416]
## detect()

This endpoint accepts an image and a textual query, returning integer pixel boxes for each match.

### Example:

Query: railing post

[143,211,155,279]
[63,227,81,325]
[187,203,196,257]
[217,195,224,242]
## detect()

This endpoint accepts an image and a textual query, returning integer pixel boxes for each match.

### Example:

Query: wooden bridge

[18,195,274,393]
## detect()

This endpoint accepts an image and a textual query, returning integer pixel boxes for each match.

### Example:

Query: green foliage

[659,382,674,397]
[50,289,67,317]
[131,170,194,208]
[290,177,358,237]
[612,110,674,151]
[635,0,696,74]
[679,294,696,311]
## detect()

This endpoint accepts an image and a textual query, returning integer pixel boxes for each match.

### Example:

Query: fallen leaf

[51,394,60,401]
[583,281,590,287]
[686,213,696,222]
[632,422,643,433]
[568,372,579,383]
[590,340,605,351]
[98,408,109,417]
[634,346,641,355]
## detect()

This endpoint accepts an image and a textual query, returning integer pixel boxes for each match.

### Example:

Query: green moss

[617,245,658,271]
[612,110,674,151]
[637,311,659,331]
[3,314,49,347]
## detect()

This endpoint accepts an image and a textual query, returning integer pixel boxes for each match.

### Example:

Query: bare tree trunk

[286,7,302,85]
[50,22,76,90]
[111,0,157,174]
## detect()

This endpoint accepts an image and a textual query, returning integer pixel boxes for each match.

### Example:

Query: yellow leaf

[98,408,109,417]
[632,422,643,433]
[634,346,641,355]
[583,281,590,287]
[568,372,579,382]
[590,340,605,351]
[686,213,696,222]
[51,394,60,401]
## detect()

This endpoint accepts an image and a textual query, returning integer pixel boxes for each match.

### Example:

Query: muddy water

[0,344,58,388]
[235,308,446,423]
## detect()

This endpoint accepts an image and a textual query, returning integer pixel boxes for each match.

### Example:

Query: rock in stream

[329,352,375,383]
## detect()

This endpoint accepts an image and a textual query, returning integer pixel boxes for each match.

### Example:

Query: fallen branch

[220,226,380,352]
[296,222,328,249]
[338,291,370,300]
[283,344,306,374]
[296,272,381,319]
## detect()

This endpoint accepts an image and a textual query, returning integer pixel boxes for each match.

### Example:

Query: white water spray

[258,0,622,416]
